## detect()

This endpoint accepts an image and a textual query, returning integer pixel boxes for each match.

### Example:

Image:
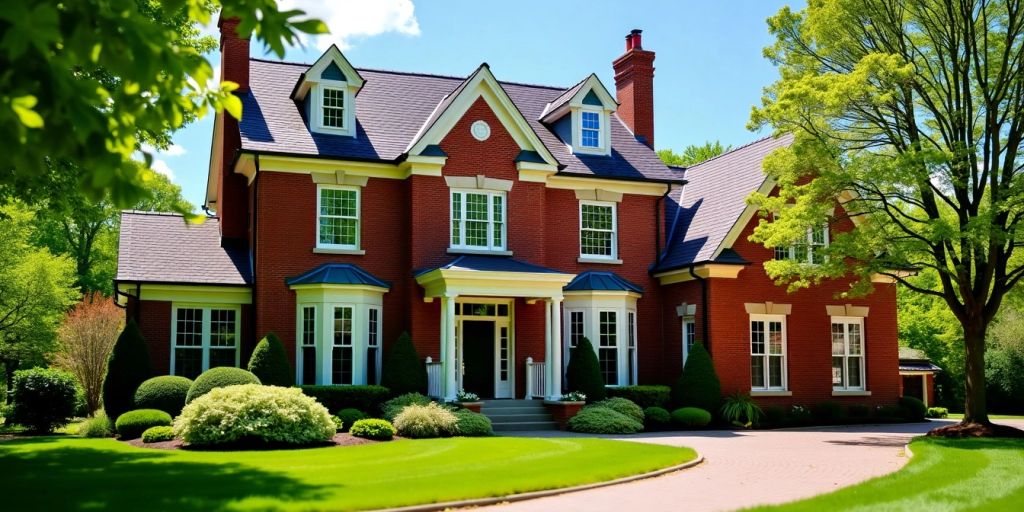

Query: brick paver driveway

[487,420,973,512]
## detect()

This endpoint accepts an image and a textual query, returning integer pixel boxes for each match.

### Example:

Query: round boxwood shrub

[566,337,606,403]
[643,406,671,430]
[77,413,114,438]
[134,376,192,417]
[174,384,335,446]
[381,331,427,396]
[393,402,459,438]
[141,425,175,443]
[899,396,927,421]
[671,407,712,427]
[115,409,173,439]
[335,408,367,432]
[102,320,153,423]
[247,333,293,387]
[567,405,643,434]
[350,418,396,440]
[671,341,721,411]
[454,409,493,436]
[185,367,261,404]
[382,392,432,421]
[594,397,645,423]
[9,368,79,433]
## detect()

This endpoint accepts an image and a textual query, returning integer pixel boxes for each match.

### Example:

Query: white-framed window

[580,201,617,259]
[322,86,346,129]
[598,311,618,385]
[564,297,637,387]
[332,306,354,385]
[682,317,696,365]
[580,110,601,148]
[569,310,584,349]
[750,314,787,391]
[299,306,317,385]
[312,81,355,135]
[171,305,240,379]
[295,300,382,386]
[366,307,381,385]
[832,316,865,391]
[450,189,506,251]
[317,185,360,250]
[775,225,829,264]
[627,311,637,385]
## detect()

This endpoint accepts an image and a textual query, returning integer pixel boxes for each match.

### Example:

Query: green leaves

[10,95,43,128]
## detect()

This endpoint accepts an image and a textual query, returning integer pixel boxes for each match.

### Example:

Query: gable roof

[656,134,794,272]
[413,255,563,277]
[564,270,643,293]
[116,211,251,285]
[291,44,365,101]
[286,263,390,289]
[539,74,617,122]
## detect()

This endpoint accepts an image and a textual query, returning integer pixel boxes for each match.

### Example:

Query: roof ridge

[121,210,184,217]
[684,134,781,171]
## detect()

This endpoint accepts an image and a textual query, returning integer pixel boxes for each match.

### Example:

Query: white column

[549,297,563,400]
[442,294,458,401]
[543,298,553,399]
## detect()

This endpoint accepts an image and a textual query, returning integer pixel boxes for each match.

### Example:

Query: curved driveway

[485,420,983,512]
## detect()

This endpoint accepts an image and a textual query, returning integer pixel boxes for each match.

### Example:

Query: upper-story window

[321,86,347,129]
[451,189,506,251]
[775,225,828,264]
[580,201,618,260]
[581,111,601,148]
[318,185,360,250]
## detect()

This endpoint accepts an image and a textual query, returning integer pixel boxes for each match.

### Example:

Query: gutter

[249,155,261,349]
[654,184,672,261]
[688,265,710,354]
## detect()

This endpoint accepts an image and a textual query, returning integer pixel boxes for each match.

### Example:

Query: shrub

[762,405,787,426]
[720,392,763,428]
[335,408,367,432]
[133,376,192,417]
[811,402,846,424]
[54,294,123,415]
[380,331,427,396]
[594,397,644,423]
[141,425,175,443]
[300,385,390,415]
[8,367,79,433]
[567,405,643,434]
[671,407,712,427]
[349,418,396,440]
[77,412,114,438]
[606,385,671,409]
[247,333,293,387]
[876,405,912,420]
[115,409,172,439]
[789,404,813,424]
[899,396,927,421]
[382,392,432,422]
[643,406,671,430]
[926,406,949,419]
[393,402,459,438]
[848,404,872,419]
[454,409,493,436]
[175,384,335,446]
[101,320,153,422]
[671,342,721,411]
[566,337,606,403]
[185,367,261,404]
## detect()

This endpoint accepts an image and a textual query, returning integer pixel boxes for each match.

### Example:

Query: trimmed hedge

[454,409,493,436]
[900,396,927,421]
[606,385,671,409]
[643,406,671,430]
[594,397,644,423]
[133,376,192,417]
[380,331,427,396]
[381,392,432,422]
[349,419,396,440]
[8,367,79,433]
[811,402,846,424]
[186,367,261,404]
[926,406,949,419]
[567,405,643,434]
[300,385,390,415]
[393,402,458,438]
[115,409,173,439]
[671,341,720,411]
[335,408,367,432]
[566,337,606,403]
[671,407,712,427]
[247,333,293,387]
[102,320,153,422]
[141,425,175,443]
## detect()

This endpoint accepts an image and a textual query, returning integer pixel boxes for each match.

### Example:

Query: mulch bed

[927,421,1024,438]
[124,432,397,451]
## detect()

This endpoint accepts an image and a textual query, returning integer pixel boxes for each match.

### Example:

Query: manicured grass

[946,413,1024,420]
[0,436,695,511]
[749,437,1024,511]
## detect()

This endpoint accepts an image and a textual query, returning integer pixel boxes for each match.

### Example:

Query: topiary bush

[899,396,927,421]
[671,407,712,427]
[335,408,367,432]
[382,392,432,422]
[594,397,644,423]
[567,405,643,434]
[185,367,261,404]
[454,409,493,436]
[380,331,427,396]
[606,385,671,409]
[671,341,721,411]
[141,425,175,443]
[115,409,173,439]
[174,384,335,446]
[926,406,949,419]
[133,376,192,417]
[101,320,153,422]
[77,412,114,438]
[349,418,396,440]
[393,402,459,438]
[566,337,607,403]
[811,402,846,424]
[8,367,79,433]
[247,333,293,387]
[643,406,671,430]
[300,385,390,415]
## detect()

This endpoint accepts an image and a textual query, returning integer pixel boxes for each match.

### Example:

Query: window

[569,310,584,349]
[682,318,696,365]
[300,306,317,385]
[627,311,637,385]
[171,305,240,379]
[581,110,601,148]
[366,308,380,385]
[832,317,865,390]
[295,300,383,386]
[775,225,828,264]
[318,186,360,249]
[451,190,506,251]
[598,311,618,385]
[321,86,346,129]
[750,315,786,391]
[332,307,354,385]
[580,202,617,259]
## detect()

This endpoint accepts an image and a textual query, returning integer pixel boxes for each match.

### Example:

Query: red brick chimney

[218,16,250,92]
[613,29,655,148]
[215,15,250,242]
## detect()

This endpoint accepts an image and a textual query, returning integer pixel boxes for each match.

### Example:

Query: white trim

[293,286,385,386]
[830,315,867,392]
[774,224,830,264]
[449,188,507,252]
[749,313,788,392]
[562,293,638,387]
[454,298,515,399]
[579,200,618,261]
[316,184,361,251]
[312,81,354,136]
[682,317,696,366]
[121,284,252,305]
[712,176,777,261]
[832,390,872,397]
[573,106,610,156]
[170,303,242,378]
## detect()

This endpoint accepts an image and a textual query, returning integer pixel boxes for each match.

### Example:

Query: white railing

[525,357,546,399]
[425,356,443,399]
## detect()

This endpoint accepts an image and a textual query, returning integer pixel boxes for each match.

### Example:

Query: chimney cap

[630,29,643,35]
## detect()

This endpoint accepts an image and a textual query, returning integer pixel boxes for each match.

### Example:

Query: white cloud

[151,159,176,180]
[141,143,187,157]
[279,0,421,50]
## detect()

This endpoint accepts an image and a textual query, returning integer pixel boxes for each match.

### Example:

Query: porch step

[480,400,558,431]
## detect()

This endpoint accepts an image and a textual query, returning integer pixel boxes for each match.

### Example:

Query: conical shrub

[101,319,153,421]
[381,331,426,396]
[566,337,606,403]
[671,341,721,411]
[248,332,293,387]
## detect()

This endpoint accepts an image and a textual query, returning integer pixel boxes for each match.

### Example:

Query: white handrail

[526,357,546,399]
[425,356,443,399]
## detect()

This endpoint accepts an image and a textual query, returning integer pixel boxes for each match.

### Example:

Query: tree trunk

[3,358,18,403]
[962,325,990,425]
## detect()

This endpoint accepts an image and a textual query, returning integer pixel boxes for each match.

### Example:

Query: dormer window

[581,111,601,148]
[321,86,347,129]
[539,74,617,157]
[292,45,365,138]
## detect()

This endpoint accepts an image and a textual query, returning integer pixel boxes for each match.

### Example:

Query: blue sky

[161,0,795,210]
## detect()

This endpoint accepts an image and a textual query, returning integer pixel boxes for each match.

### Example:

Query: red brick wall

[659,279,705,383]
[613,48,656,148]
[129,299,253,376]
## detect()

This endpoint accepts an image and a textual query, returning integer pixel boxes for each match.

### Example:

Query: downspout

[688,264,709,354]
[654,184,672,259]
[249,155,260,349]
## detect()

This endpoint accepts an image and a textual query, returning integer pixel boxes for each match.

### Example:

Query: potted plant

[456,390,482,413]
[543,391,587,429]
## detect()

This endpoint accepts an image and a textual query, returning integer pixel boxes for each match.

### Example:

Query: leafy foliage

[899,396,927,422]
[247,333,293,387]
[393,403,458,439]
[643,406,671,430]
[567,405,643,434]
[926,407,949,419]
[8,367,79,433]
[300,385,390,415]
[185,367,260,404]
[657,141,731,167]
[141,425,176,443]
[605,385,671,409]
[133,376,192,417]
[381,393,432,422]
[719,392,763,428]
[671,341,721,410]
[77,412,114,438]
[671,407,712,427]
[54,294,123,414]
[566,337,606,403]
[380,332,427,396]
[454,409,493,437]
[101,320,153,421]
[115,409,172,439]
[594,397,645,424]
[335,408,367,432]
[349,418,396,440]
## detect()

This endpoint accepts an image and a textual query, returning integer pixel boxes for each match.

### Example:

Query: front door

[462,320,495,398]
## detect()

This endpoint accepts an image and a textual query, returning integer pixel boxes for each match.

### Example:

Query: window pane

[209,348,236,369]
[322,88,345,128]
[333,307,353,385]
[451,193,462,245]
[319,188,358,246]
[581,204,614,256]
[174,349,202,379]
[751,356,765,388]
[570,311,583,348]
[499,327,509,380]
[302,307,316,347]
[832,356,845,385]
[750,321,765,354]
[176,308,203,347]
[581,112,600,148]
[302,347,317,385]
[847,357,862,388]
[599,311,618,384]
[366,309,379,385]
[210,309,236,347]
[768,322,783,354]
[848,323,862,354]
[768,356,783,387]
[832,323,845,355]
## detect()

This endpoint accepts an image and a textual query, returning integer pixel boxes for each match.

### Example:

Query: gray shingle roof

[656,134,794,271]
[239,59,678,182]
[116,211,251,285]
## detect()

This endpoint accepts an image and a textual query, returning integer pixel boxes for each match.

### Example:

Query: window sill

[447,248,513,256]
[832,390,871,397]
[578,256,623,265]
[751,390,793,397]
[313,247,365,255]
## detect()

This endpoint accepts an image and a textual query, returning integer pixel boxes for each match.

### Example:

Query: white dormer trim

[293,45,365,138]
[540,74,616,157]
[572,106,611,156]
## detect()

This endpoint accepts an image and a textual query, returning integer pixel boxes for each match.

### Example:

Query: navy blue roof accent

[564,270,643,294]
[582,89,603,106]
[321,61,345,81]
[414,255,563,277]
[714,248,750,265]
[419,144,447,157]
[286,263,391,288]
[514,150,546,163]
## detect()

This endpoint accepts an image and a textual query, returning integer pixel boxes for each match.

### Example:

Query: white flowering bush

[393,402,459,438]
[173,384,335,446]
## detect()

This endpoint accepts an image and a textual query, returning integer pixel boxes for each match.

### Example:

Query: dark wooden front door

[462,320,495,398]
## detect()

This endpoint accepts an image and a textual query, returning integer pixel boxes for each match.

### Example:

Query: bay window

[562,298,638,387]
[295,301,384,386]
[171,305,240,379]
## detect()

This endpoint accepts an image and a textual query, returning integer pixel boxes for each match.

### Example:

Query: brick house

[115,21,901,407]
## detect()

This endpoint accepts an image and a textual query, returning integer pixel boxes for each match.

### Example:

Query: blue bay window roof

[563,270,643,294]
[286,263,390,289]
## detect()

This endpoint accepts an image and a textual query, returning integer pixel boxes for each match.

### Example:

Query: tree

[565,337,606,403]
[658,141,732,167]
[53,294,124,415]
[101,319,152,421]
[380,332,427,396]
[248,332,293,387]
[0,0,327,210]
[671,342,721,411]
[749,0,1024,436]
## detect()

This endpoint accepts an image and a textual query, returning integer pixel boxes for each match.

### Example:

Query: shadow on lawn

[0,437,328,511]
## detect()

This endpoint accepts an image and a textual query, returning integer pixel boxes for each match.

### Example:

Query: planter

[543,401,585,429]
[458,401,483,413]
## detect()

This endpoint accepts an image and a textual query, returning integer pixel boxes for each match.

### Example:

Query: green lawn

[0,436,695,511]
[749,437,1024,511]
[946,413,1024,420]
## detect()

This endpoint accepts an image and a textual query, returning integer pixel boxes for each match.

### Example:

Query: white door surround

[455,298,514,399]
